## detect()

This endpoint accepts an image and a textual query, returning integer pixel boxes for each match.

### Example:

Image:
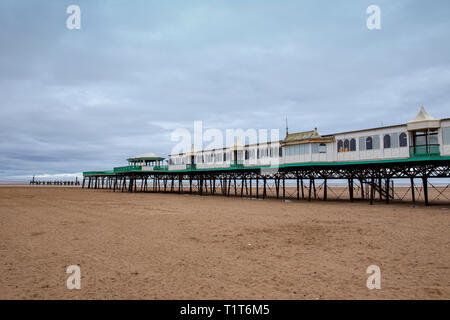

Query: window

[350,138,356,151]
[383,134,391,149]
[279,147,283,157]
[312,143,326,153]
[344,139,349,152]
[362,135,380,150]
[399,133,407,147]
[359,137,365,151]
[414,131,427,146]
[366,136,373,150]
[443,127,450,145]
[373,135,380,149]
[318,143,327,153]
[337,140,343,153]
[413,129,438,147]
[428,129,439,145]
[286,144,310,156]
[391,133,399,148]
[223,152,227,162]
[245,150,249,160]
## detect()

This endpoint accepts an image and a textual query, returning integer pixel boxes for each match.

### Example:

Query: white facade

[441,119,450,156]
[333,125,410,162]
[166,108,449,171]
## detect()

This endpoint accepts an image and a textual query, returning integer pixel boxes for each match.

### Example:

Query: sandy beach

[0,187,449,299]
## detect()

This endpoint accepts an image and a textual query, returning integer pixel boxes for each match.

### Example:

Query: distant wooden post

[348,178,354,202]
[308,179,312,201]
[370,178,375,205]
[422,177,429,206]
[385,178,390,204]
[360,178,364,199]
[263,177,267,199]
[275,178,279,199]
[378,178,383,200]
[301,178,304,199]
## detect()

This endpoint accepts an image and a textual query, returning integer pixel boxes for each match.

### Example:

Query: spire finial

[285,117,289,135]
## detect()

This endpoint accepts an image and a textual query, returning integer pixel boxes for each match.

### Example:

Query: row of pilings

[81,162,450,205]
[30,180,80,186]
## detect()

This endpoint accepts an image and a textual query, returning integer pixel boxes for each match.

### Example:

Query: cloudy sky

[1,0,449,180]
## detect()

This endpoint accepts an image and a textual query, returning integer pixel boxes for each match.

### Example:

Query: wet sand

[0,187,449,299]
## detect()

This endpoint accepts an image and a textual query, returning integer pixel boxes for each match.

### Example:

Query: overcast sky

[1,0,449,180]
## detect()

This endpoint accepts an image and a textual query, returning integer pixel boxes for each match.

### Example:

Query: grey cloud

[0,0,449,180]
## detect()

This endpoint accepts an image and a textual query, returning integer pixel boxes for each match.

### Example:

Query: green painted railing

[113,166,143,173]
[409,145,440,158]
[230,160,244,168]
[83,170,115,176]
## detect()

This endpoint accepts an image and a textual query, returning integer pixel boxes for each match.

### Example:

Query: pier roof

[127,152,165,162]
[407,106,440,130]
[283,128,334,145]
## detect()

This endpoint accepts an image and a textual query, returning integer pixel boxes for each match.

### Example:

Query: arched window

[350,138,356,151]
[344,139,350,152]
[383,134,391,149]
[399,133,407,147]
[337,140,343,153]
[366,136,373,150]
